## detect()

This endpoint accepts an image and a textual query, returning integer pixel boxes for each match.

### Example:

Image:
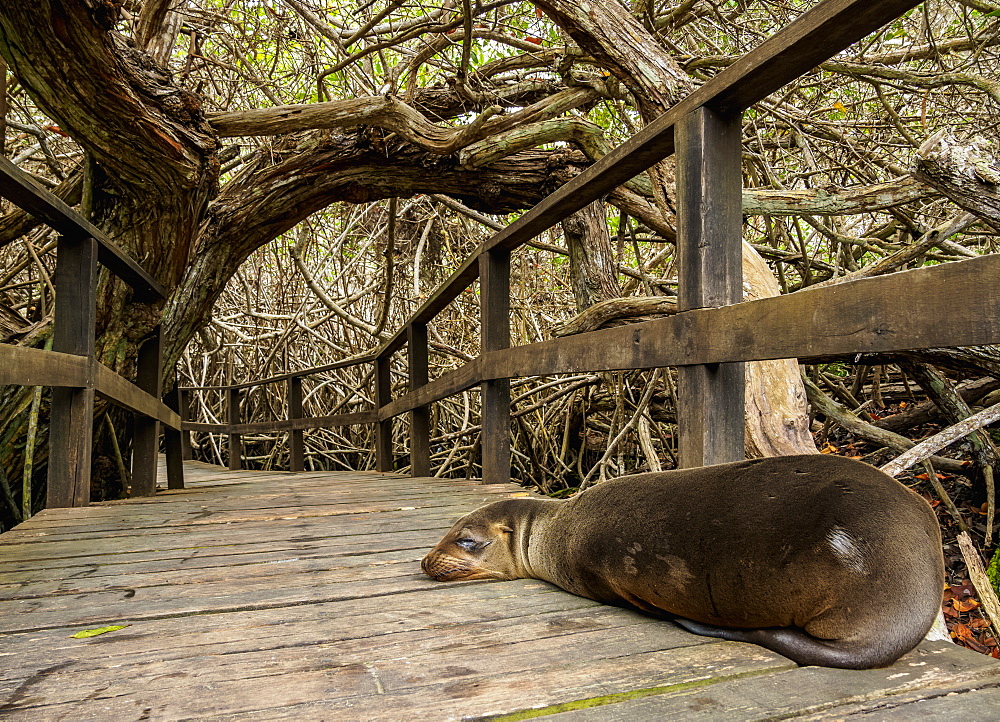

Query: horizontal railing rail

[179,0,997,479]
[0,157,184,507]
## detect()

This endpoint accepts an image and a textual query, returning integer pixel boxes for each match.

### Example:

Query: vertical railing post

[287,376,305,472]
[163,382,186,489]
[407,323,431,477]
[131,325,162,497]
[178,388,193,460]
[48,234,97,508]
[227,386,242,471]
[675,106,745,468]
[375,355,394,472]
[479,249,511,484]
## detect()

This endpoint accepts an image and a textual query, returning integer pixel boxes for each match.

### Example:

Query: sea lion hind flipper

[672,617,739,639]
[673,618,900,670]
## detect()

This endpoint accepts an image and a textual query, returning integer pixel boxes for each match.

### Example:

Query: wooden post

[407,322,431,477]
[131,326,161,497]
[48,235,97,508]
[675,106,745,468]
[479,249,511,484]
[163,384,186,489]
[179,388,193,460]
[227,387,242,471]
[287,376,304,472]
[375,355,394,472]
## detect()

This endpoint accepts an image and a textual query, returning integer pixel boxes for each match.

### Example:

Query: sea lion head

[421,500,529,582]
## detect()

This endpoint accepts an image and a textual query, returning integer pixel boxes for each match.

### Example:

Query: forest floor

[820,403,1000,662]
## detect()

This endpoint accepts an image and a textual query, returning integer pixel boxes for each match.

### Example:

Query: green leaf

[70,624,130,639]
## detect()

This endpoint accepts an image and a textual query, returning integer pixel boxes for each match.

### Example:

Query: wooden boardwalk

[2,462,1000,720]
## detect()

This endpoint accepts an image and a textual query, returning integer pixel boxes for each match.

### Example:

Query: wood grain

[1,460,996,719]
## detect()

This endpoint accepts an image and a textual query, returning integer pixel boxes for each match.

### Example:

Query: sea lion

[422,454,944,669]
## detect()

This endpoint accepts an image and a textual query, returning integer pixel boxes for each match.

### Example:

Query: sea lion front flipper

[672,618,895,670]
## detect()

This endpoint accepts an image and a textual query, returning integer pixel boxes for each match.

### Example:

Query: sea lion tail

[672,618,915,670]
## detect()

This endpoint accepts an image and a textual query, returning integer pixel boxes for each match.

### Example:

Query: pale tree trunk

[536,0,817,456]
[741,242,816,455]
[561,200,622,312]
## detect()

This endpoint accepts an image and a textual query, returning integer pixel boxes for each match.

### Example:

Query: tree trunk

[535,0,817,457]
[561,201,622,312]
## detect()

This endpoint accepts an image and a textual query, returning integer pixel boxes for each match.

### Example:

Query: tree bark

[561,201,622,312]
[535,0,817,457]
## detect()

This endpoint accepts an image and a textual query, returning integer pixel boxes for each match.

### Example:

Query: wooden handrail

[0,152,183,505]
[185,0,979,476]
[0,156,167,301]
[180,353,376,392]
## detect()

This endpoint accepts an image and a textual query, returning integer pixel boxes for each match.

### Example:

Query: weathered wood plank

[130,329,161,497]
[375,354,395,472]
[675,106,745,467]
[480,249,512,484]
[227,386,242,471]
[287,376,305,472]
[162,387,186,489]
[93,362,180,429]
[540,643,1000,720]
[184,410,377,435]
[180,354,375,392]
[379,358,482,419]
[47,235,97,508]
[407,322,432,477]
[487,252,1000,376]
[0,344,91,388]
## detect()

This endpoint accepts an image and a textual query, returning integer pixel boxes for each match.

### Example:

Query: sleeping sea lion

[421,454,944,669]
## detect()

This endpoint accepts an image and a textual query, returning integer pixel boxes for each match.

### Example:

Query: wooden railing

[0,155,183,507]
[180,0,1000,479]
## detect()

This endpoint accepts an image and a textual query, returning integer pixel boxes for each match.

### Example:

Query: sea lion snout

[422,502,524,582]
[420,550,480,581]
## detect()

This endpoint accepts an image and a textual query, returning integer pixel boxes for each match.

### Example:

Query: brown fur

[422,455,944,669]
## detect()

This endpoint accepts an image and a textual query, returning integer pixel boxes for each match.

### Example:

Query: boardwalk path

[2,461,1000,720]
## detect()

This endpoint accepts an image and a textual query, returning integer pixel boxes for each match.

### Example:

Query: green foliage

[988,548,1000,600]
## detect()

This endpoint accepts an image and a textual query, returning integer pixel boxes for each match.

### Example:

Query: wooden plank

[375,355,394,472]
[179,388,193,460]
[675,106,745,468]
[181,355,375,392]
[227,387,242,471]
[382,253,1000,417]
[220,410,377,434]
[484,252,1000,377]
[162,386,186,490]
[479,249,511,483]
[238,410,376,433]
[47,235,97,508]
[93,362,180,429]
[540,644,1000,720]
[0,155,166,300]
[374,0,923,361]
[378,358,482,419]
[0,603,635,678]
[287,377,305,472]
[130,328,161,497]
[407,323,431,477]
[0,344,91,387]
